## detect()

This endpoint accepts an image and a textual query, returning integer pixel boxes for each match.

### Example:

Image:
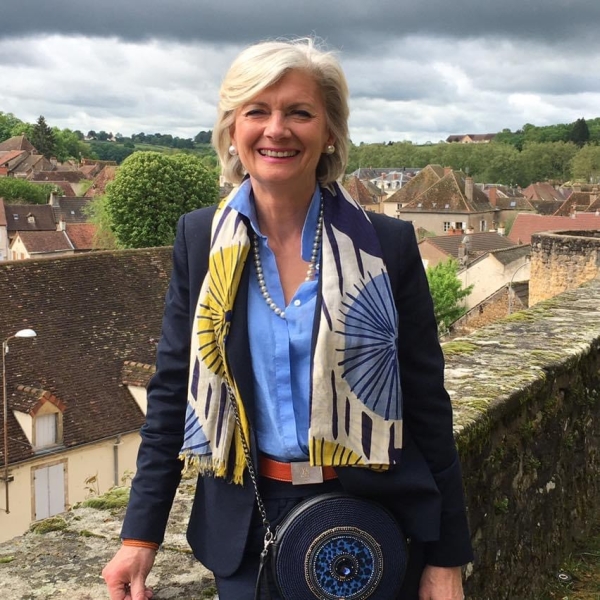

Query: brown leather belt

[259,454,338,485]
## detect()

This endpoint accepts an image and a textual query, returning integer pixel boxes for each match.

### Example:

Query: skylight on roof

[510,201,516,207]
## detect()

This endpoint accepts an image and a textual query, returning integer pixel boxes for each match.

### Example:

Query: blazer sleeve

[121,212,202,544]
[375,214,473,567]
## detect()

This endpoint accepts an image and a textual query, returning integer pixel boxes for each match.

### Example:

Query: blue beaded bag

[270,492,407,600]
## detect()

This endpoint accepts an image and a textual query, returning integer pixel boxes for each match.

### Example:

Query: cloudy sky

[1,1,599,144]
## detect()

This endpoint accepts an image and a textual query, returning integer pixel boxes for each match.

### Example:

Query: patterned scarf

[181,181,402,483]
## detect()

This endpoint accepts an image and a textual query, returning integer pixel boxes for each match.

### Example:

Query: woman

[103,38,473,600]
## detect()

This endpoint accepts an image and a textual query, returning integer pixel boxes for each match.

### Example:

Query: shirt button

[293,299,302,306]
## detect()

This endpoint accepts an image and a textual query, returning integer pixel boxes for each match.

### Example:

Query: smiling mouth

[258,149,299,158]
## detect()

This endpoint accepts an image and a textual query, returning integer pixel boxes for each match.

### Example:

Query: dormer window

[27,214,35,224]
[13,214,19,220]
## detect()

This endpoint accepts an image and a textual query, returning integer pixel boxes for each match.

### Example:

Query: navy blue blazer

[121,202,474,577]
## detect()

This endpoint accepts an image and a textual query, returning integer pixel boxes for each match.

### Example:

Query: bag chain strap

[225,383,275,556]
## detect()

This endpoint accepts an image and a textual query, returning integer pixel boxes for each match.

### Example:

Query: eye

[244,108,267,117]
[291,109,313,118]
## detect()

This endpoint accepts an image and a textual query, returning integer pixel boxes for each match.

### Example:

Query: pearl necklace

[252,197,324,319]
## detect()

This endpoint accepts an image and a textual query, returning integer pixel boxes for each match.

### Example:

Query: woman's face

[230,69,332,194]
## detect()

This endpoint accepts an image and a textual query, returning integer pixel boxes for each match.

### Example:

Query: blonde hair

[212,38,349,185]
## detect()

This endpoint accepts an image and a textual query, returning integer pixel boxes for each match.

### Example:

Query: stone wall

[1,278,599,599]
[447,275,600,598]
[529,230,600,305]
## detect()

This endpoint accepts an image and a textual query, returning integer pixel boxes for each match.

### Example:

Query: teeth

[259,150,297,158]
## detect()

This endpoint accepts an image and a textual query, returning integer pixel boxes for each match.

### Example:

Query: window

[35,413,58,448]
[510,201,517,207]
[13,214,18,220]
[480,220,487,232]
[443,221,452,232]
[456,222,465,231]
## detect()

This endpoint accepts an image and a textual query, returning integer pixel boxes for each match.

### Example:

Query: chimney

[58,217,66,231]
[443,166,452,176]
[497,224,505,236]
[573,183,582,193]
[50,156,57,168]
[49,191,59,206]
[488,186,497,207]
[465,177,474,202]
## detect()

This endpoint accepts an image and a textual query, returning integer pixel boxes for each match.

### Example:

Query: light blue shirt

[229,180,321,461]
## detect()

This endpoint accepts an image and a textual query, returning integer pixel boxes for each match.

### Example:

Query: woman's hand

[102,545,156,600]
[419,565,464,600]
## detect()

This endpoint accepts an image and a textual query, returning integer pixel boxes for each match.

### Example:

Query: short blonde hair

[212,38,349,185]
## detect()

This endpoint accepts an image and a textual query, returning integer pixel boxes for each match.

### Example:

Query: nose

[264,111,289,140]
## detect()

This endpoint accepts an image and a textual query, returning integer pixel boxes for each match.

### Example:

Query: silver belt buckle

[290,462,324,485]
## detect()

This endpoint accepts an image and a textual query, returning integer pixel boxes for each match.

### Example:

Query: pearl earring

[325,144,335,155]
[228,145,238,156]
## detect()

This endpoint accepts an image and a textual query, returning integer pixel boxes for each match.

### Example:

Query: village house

[418,231,527,310]
[445,133,496,143]
[391,165,496,235]
[0,196,99,260]
[0,248,171,542]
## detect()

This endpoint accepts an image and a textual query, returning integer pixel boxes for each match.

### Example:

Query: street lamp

[2,328,36,514]
[508,260,531,315]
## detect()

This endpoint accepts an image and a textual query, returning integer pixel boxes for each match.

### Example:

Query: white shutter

[34,463,65,520]
[34,466,50,520]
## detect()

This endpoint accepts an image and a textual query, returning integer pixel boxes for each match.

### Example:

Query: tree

[571,144,600,183]
[0,112,24,142]
[0,178,58,204]
[54,128,92,162]
[31,115,56,158]
[426,259,473,335]
[105,152,219,248]
[84,194,119,249]
[569,118,590,147]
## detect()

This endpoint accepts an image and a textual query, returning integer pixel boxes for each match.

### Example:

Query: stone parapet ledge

[446,275,600,598]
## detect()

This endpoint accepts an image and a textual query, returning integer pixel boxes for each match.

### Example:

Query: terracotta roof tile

[11,385,66,416]
[13,230,73,253]
[421,231,517,260]
[0,150,26,166]
[122,361,156,387]
[31,170,90,184]
[84,166,118,197]
[398,169,493,213]
[343,176,379,206]
[388,164,445,205]
[0,135,37,153]
[65,223,97,250]
[508,213,600,244]
[0,247,172,465]
[521,182,564,203]
[553,192,600,216]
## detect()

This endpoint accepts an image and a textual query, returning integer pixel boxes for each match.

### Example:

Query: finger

[105,581,127,600]
[130,578,150,600]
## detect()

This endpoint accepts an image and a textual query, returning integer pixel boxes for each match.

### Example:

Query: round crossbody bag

[270,491,407,600]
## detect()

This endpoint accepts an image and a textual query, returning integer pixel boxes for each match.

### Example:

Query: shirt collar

[228,180,322,263]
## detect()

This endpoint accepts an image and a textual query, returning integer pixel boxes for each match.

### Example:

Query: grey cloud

[2,0,599,51]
